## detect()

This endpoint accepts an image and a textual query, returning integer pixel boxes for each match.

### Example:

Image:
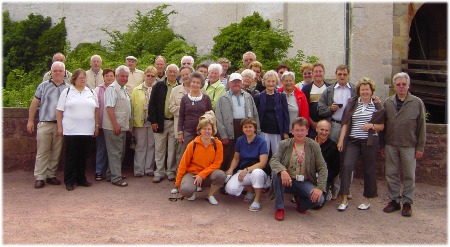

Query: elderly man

[28,61,69,188]
[103,65,132,187]
[154,56,167,81]
[125,55,144,95]
[315,120,340,201]
[270,117,328,221]
[301,62,331,139]
[381,72,426,217]
[215,73,259,171]
[235,51,257,73]
[86,54,104,89]
[42,52,72,84]
[180,55,194,68]
[148,64,180,183]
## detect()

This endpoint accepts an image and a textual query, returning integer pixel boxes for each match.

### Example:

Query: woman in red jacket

[175,118,226,205]
[278,71,310,136]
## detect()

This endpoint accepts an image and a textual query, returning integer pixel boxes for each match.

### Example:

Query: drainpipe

[345,2,350,65]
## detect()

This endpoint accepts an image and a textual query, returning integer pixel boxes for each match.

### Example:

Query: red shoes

[275,209,285,221]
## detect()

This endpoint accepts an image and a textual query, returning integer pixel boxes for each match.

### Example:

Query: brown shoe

[383,200,401,213]
[401,202,412,217]
[46,177,61,185]
[35,180,45,189]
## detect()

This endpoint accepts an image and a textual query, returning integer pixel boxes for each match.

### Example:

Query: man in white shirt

[86,54,104,89]
[125,55,144,95]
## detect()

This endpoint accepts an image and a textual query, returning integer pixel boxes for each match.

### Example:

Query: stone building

[3,2,447,122]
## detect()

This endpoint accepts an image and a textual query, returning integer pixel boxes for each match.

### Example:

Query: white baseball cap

[229,73,243,82]
[126,56,138,61]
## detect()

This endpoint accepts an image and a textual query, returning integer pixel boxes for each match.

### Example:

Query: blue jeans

[273,172,325,210]
[95,128,108,174]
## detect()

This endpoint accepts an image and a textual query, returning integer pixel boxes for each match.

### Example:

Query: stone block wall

[3,108,447,186]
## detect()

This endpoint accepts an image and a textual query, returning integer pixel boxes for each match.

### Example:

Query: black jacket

[147,78,179,133]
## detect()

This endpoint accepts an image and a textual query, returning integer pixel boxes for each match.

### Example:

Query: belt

[164,117,174,121]
[41,120,57,123]
[331,119,341,124]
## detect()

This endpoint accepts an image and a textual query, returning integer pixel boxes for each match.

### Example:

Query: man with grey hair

[28,61,69,188]
[125,55,144,95]
[148,64,180,183]
[242,51,256,69]
[103,65,132,187]
[381,72,426,217]
[86,54,104,89]
[154,55,167,81]
[42,52,72,84]
[180,55,194,68]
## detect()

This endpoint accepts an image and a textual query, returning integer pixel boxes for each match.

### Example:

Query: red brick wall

[3,107,447,186]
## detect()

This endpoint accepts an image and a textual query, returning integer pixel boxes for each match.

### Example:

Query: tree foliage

[212,12,293,72]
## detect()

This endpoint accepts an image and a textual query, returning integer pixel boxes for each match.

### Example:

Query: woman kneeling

[175,118,226,205]
[225,117,270,212]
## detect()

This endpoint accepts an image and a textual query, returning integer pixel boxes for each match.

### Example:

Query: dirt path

[3,169,447,244]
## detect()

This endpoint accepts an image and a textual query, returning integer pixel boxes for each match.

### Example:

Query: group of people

[28,51,426,221]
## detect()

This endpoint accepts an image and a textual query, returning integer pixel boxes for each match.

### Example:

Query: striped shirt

[34,79,68,122]
[349,98,377,139]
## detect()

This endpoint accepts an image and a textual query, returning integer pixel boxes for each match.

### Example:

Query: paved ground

[3,169,447,244]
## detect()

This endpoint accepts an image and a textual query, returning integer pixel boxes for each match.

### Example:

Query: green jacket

[270,137,328,192]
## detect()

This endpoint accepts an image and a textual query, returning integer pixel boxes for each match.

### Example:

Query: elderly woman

[296,63,314,90]
[205,63,226,111]
[337,77,385,211]
[249,61,265,92]
[225,118,269,212]
[131,66,158,177]
[169,66,195,164]
[253,70,289,156]
[175,118,226,205]
[178,71,212,155]
[94,68,114,181]
[278,71,310,135]
[56,69,99,191]
[241,69,259,96]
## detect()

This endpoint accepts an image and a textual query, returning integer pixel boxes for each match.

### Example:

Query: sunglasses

[395,83,407,87]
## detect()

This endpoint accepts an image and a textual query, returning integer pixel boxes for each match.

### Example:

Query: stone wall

[3,107,447,186]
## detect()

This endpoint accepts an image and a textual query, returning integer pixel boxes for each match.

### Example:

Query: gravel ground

[3,169,447,244]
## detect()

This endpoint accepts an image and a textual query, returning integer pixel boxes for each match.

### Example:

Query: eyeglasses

[146,75,156,78]
[303,72,312,75]
[395,83,407,87]
[182,62,192,65]
[337,73,348,76]
[52,70,64,73]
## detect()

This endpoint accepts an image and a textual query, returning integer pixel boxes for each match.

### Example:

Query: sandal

[112,180,128,187]
[249,201,261,212]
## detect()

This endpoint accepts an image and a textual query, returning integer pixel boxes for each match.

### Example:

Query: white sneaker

[326,190,333,201]
[170,188,178,194]
[207,195,218,205]
[187,193,196,201]
[196,187,203,192]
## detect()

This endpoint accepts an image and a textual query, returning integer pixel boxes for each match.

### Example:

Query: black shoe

[401,202,412,217]
[383,200,401,213]
[66,184,75,191]
[35,180,45,189]
[77,181,92,187]
[46,177,61,185]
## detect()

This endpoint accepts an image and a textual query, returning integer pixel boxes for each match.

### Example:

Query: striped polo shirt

[349,98,377,139]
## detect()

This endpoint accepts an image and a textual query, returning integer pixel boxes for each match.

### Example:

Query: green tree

[212,12,293,72]
[163,38,197,66]
[102,4,178,60]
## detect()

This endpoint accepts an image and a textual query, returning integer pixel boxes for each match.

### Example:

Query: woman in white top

[56,69,99,191]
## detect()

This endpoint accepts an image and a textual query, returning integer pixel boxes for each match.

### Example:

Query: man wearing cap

[125,56,144,95]
[42,52,72,85]
[86,54,104,89]
[148,64,180,183]
[28,61,69,188]
[216,72,259,171]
